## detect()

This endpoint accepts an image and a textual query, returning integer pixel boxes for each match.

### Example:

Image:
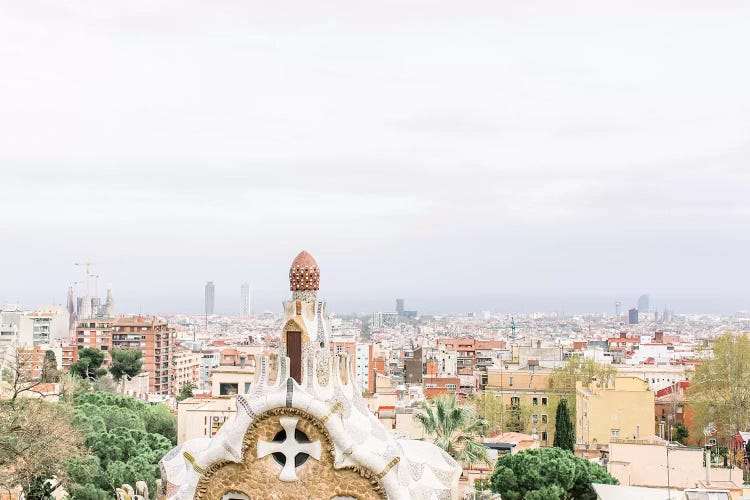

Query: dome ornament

[289,251,320,292]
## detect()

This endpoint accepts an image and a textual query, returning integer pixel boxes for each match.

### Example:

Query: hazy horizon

[2,1,749,315]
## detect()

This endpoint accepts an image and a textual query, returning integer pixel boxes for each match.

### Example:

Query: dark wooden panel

[287,331,302,383]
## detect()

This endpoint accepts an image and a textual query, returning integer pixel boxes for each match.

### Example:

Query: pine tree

[553,398,575,451]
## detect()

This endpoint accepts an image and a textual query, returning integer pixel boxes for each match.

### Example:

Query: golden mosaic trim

[183,451,206,475]
[320,401,343,424]
[194,406,387,499]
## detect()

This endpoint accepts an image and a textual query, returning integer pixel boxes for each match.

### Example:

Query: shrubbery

[489,447,617,500]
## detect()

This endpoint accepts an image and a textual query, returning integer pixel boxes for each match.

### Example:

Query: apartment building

[485,367,566,446]
[112,316,175,395]
[60,343,78,371]
[75,319,114,364]
[0,305,69,348]
[172,347,201,396]
[575,376,655,458]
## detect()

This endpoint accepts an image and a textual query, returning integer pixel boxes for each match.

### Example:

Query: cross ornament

[257,417,322,481]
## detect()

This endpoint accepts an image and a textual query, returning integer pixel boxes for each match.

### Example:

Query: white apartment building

[0,305,69,348]
[172,348,201,396]
[199,350,220,391]
[355,343,372,392]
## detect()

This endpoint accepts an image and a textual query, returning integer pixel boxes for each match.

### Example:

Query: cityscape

[1,252,749,499]
[2,1,750,499]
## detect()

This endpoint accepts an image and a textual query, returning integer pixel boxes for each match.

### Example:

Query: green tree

[178,381,197,401]
[360,318,371,340]
[553,398,575,451]
[673,422,689,444]
[69,483,111,500]
[40,350,60,383]
[415,394,489,466]
[108,348,143,382]
[688,333,750,442]
[489,447,618,500]
[549,355,617,391]
[0,399,91,499]
[504,402,533,433]
[68,391,177,494]
[69,348,107,381]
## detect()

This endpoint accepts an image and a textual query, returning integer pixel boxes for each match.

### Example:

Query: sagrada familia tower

[158,251,462,499]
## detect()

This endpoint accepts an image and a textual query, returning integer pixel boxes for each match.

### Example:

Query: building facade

[112,317,176,394]
[205,281,215,315]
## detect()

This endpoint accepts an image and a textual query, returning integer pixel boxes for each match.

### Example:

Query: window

[446,384,457,391]
[611,429,620,438]
[532,414,539,423]
[542,397,548,406]
[511,397,520,406]
[336,345,344,354]
[541,414,547,423]
[509,376,514,387]
[532,397,538,406]
[542,431,548,441]
[219,383,239,396]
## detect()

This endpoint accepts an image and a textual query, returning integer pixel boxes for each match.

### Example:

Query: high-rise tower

[104,286,115,317]
[240,282,250,317]
[205,281,215,315]
[66,286,76,331]
[637,294,650,312]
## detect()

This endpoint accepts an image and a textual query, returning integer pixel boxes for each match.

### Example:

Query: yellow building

[485,367,569,446]
[575,376,654,458]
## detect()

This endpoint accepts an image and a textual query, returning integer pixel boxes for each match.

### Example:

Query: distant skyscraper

[104,286,115,317]
[66,286,76,330]
[396,298,405,316]
[240,283,250,317]
[628,308,639,325]
[205,281,215,315]
[637,294,650,312]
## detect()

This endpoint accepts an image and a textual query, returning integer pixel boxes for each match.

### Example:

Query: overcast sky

[1,0,749,315]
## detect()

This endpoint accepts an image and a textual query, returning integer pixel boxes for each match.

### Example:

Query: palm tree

[415,394,490,466]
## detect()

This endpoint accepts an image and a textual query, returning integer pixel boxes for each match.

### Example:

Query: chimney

[239,353,247,369]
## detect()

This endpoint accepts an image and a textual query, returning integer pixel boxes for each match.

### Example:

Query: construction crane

[74,262,96,292]
[74,262,97,318]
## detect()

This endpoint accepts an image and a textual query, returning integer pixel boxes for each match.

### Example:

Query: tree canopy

[67,392,177,498]
[416,394,489,466]
[69,348,107,381]
[108,348,143,382]
[489,447,618,500]
[553,399,575,451]
[40,350,60,383]
[0,399,90,499]
[178,381,197,402]
[688,333,750,441]
[548,355,617,391]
